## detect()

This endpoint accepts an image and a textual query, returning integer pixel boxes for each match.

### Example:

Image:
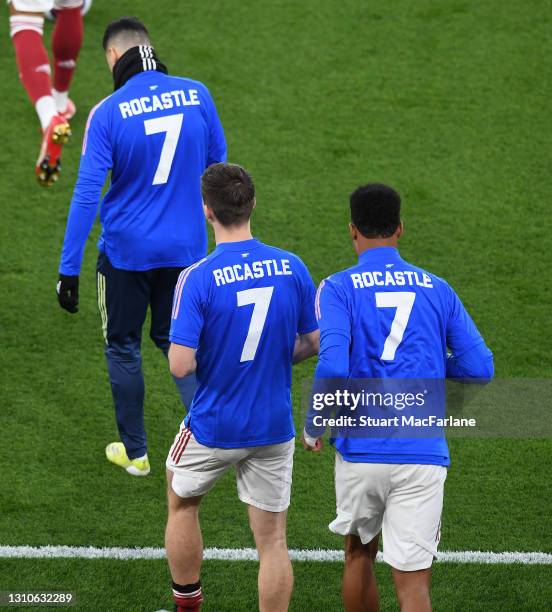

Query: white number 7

[144,113,183,185]
[375,292,416,360]
[237,287,274,362]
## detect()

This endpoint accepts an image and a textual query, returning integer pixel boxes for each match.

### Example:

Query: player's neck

[213,222,253,245]
[356,237,399,257]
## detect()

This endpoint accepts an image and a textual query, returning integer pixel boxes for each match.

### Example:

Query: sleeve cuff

[169,335,199,349]
[59,264,82,276]
[302,428,319,447]
[298,323,319,335]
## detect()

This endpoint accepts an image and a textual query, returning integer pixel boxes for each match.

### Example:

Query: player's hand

[301,431,323,452]
[57,274,79,313]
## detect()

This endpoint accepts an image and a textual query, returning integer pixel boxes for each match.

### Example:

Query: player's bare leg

[248,505,293,612]
[342,534,380,612]
[8,4,42,17]
[392,567,432,612]
[165,470,204,610]
[165,471,203,582]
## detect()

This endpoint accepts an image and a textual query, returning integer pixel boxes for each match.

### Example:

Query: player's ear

[105,48,115,71]
[203,202,215,224]
[349,223,362,255]
[396,221,404,239]
[106,47,121,71]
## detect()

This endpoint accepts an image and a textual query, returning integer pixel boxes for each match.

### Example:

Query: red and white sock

[51,5,83,112]
[172,580,203,611]
[10,15,57,130]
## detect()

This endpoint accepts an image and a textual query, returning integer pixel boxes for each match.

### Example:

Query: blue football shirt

[170,239,318,448]
[59,70,227,275]
[309,246,493,465]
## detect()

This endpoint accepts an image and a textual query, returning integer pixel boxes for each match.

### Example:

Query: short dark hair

[102,17,150,50]
[349,183,401,238]
[201,163,255,227]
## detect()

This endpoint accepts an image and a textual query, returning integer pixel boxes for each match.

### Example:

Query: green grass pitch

[0,0,551,610]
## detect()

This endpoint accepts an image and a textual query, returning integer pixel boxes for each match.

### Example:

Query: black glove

[57,274,79,313]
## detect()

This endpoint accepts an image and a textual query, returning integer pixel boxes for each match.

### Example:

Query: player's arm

[293,258,320,365]
[293,329,320,364]
[303,279,351,450]
[445,285,494,382]
[57,102,112,313]
[168,267,205,378]
[203,86,227,165]
[168,344,197,378]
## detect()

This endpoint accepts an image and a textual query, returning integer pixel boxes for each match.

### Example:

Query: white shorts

[9,0,82,11]
[166,425,295,513]
[330,453,447,571]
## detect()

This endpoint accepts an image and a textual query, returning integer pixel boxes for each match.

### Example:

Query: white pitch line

[0,546,551,565]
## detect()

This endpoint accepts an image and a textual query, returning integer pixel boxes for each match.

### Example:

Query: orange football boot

[35,114,71,187]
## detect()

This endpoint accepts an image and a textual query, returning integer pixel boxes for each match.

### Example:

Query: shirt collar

[213,238,262,253]
[358,246,402,264]
[125,70,156,84]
